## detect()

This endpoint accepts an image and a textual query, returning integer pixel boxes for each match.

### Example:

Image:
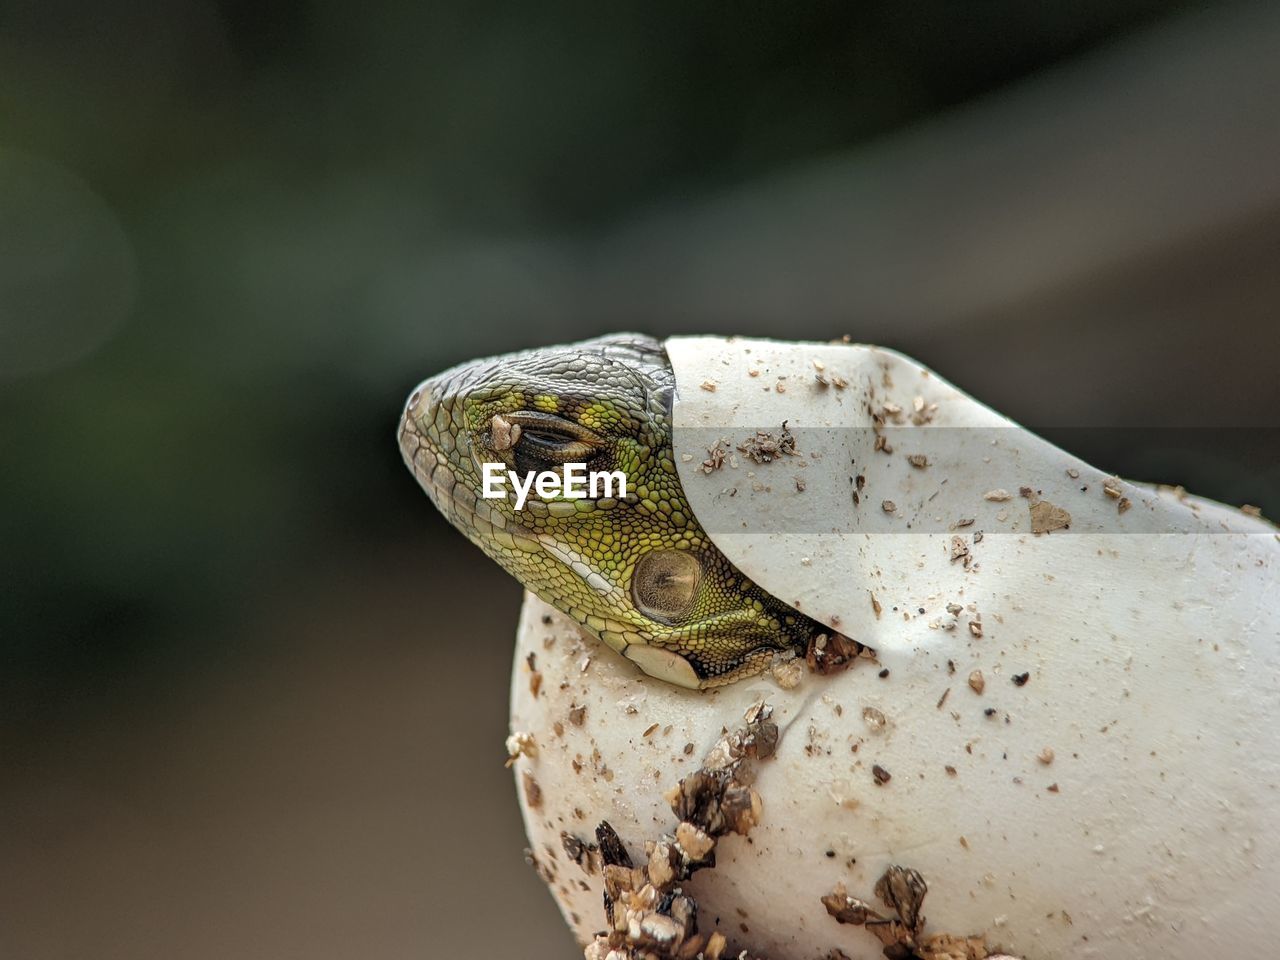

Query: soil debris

[878,866,928,937]
[583,706,781,960]
[822,866,996,959]
[701,441,727,474]
[911,396,939,425]
[561,831,600,874]
[918,934,990,959]
[806,630,866,677]
[489,414,521,452]
[522,771,543,809]
[505,731,539,766]
[737,422,798,463]
[862,706,888,732]
[770,651,804,689]
[1028,499,1071,534]
[822,866,926,955]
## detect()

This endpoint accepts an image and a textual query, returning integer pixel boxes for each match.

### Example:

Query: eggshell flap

[666,335,1272,663]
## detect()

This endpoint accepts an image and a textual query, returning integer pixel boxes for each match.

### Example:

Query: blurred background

[2,2,1278,957]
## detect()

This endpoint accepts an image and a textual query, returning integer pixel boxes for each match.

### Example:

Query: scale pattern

[398,334,824,687]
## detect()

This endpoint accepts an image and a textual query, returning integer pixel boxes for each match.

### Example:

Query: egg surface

[508,338,1279,959]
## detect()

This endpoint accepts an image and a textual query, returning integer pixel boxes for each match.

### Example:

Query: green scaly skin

[398,334,828,688]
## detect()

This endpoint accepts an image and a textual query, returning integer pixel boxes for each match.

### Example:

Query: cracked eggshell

[509,337,1280,960]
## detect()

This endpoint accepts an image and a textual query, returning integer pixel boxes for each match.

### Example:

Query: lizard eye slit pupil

[522,428,575,445]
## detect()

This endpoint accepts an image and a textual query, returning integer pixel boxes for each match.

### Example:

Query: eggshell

[508,337,1280,959]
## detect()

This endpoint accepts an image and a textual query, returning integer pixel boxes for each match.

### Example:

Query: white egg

[508,337,1279,960]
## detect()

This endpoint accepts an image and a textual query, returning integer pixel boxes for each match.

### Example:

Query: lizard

[398,333,850,688]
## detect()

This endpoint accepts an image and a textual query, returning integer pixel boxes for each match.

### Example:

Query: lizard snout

[398,377,447,466]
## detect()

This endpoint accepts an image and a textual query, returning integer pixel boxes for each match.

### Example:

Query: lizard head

[399,334,829,688]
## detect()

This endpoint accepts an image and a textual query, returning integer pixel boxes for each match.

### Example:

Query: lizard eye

[520,427,594,456]
[631,549,702,623]
[489,412,601,474]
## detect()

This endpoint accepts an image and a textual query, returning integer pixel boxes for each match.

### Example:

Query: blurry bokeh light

[0,151,135,378]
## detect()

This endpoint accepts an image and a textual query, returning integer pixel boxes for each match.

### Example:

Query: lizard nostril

[399,383,439,458]
[403,379,448,428]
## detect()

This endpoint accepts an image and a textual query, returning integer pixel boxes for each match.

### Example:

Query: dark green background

[2,2,1276,957]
